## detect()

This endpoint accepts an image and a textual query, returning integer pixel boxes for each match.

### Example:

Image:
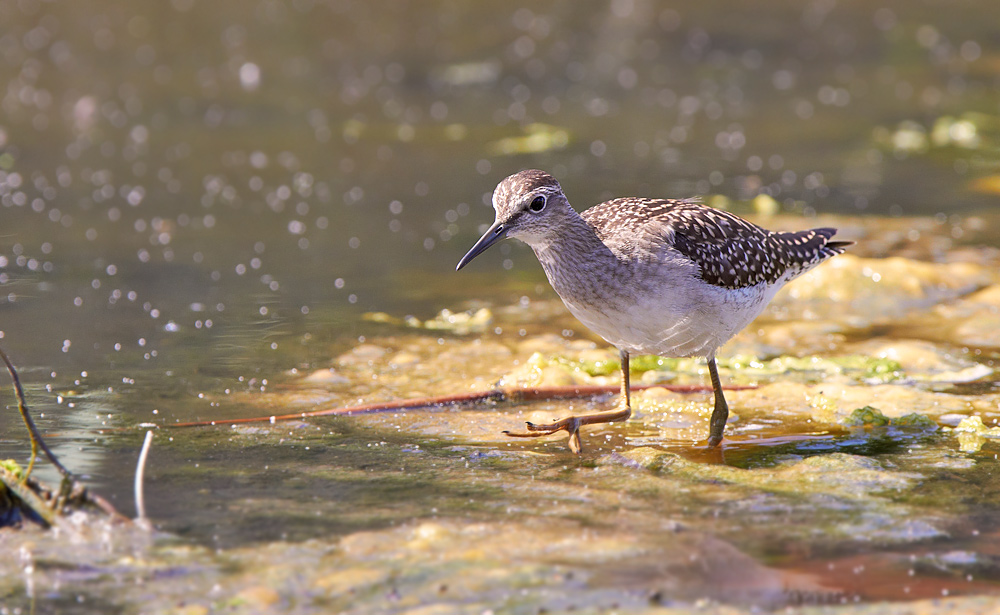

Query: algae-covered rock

[772,254,995,326]
[771,454,918,499]
[302,367,350,385]
[314,515,849,611]
[608,446,681,473]
[629,354,679,373]
[230,586,280,610]
[845,339,992,383]
[612,448,915,500]
[498,352,593,389]
[953,415,1000,437]
[636,342,981,389]
[731,380,994,426]
[950,416,1000,453]
[844,406,938,429]
[954,313,1000,349]
[507,351,682,383]
[551,353,620,377]
[891,413,938,428]
[844,406,892,427]
[725,319,846,358]
[937,284,1000,348]
[641,352,909,387]
[336,343,388,366]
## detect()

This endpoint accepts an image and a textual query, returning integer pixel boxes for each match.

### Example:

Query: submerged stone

[302,367,350,385]
[772,254,994,326]
[952,415,1000,451]
[938,284,1000,348]
[891,413,938,428]
[612,448,916,501]
[844,406,891,426]
[953,415,1000,436]
[842,406,937,429]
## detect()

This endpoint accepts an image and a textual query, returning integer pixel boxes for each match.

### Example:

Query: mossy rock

[844,406,937,429]
[844,406,891,426]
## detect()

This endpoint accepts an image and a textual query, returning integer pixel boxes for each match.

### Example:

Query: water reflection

[1,2,995,375]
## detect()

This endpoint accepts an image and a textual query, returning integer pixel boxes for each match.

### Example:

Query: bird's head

[456,169,571,270]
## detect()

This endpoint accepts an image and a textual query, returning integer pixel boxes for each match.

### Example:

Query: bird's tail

[812,228,852,257]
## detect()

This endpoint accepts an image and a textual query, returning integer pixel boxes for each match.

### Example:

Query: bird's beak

[456,220,507,271]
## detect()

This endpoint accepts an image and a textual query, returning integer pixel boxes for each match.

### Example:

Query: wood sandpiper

[457,169,850,452]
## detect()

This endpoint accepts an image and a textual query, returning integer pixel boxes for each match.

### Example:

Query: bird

[456,169,850,453]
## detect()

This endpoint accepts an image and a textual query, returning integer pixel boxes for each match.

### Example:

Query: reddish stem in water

[165,383,756,429]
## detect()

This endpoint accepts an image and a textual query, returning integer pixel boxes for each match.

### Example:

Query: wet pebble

[775,254,995,326]
[302,367,351,384]
[338,344,389,365]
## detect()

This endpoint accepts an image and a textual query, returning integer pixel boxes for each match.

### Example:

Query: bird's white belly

[558,280,778,359]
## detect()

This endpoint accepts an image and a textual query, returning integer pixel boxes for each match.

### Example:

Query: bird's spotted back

[582,198,849,289]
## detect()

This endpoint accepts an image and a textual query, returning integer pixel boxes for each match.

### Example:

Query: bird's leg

[504,349,632,453]
[706,356,729,447]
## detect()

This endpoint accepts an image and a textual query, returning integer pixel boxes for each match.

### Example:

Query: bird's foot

[504,416,584,453]
[503,405,631,454]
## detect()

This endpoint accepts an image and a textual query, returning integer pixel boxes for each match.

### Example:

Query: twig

[134,430,154,524]
[87,491,130,523]
[0,467,57,526]
[165,382,756,429]
[0,346,72,480]
[0,344,129,525]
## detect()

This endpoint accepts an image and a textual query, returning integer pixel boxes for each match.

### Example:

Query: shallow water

[2,0,1000,613]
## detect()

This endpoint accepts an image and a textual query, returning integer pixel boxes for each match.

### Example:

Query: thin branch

[0,346,72,479]
[165,382,756,429]
[87,491,130,522]
[0,467,58,526]
[134,430,154,524]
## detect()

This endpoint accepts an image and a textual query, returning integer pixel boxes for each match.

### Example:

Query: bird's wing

[584,199,847,290]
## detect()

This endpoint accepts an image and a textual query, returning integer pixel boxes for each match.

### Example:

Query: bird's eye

[528,196,546,213]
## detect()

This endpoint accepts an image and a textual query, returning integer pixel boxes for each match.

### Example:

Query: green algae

[551,353,622,377]
[890,413,939,428]
[0,458,25,480]
[953,416,1000,436]
[727,354,906,383]
[843,406,942,429]
[612,448,917,501]
[844,405,892,426]
[629,355,681,373]
[540,352,910,385]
